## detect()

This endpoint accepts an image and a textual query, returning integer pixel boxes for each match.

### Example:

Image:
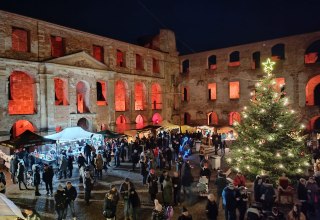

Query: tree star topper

[262,58,276,74]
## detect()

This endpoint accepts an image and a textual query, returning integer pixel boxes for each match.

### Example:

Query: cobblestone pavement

[3,147,320,220]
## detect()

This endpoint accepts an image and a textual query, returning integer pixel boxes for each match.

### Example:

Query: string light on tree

[227,58,310,182]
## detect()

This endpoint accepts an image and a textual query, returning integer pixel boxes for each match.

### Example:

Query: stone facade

[177,32,320,128]
[0,10,179,138]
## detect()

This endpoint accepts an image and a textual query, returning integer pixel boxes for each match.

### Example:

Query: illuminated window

[93,45,104,62]
[151,83,162,110]
[153,58,160,73]
[11,120,35,138]
[182,87,189,102]
[116,115,127,133]
[208,83,217,100]
[152,113,162,124]
[208,55,217,70]
[136,54,144,70]
[96,81,107,106]
[51,36,65,58]
[12,27,29,52]
[54,78,69,106]
[229,112,241,125]
[76,81,90,113]
[208,112,218,125]
[115,80,128,111]
[275,78,285,93]
[182,59,189,74]
[271,44,285,60]
[116,50,125,67]
[8,71,35,115]
[135,82,146,110]
[136,114,145,129]
[229,51,240,67]
[306,75,320,106]
[305,40,320,64]
[229,81,240,99]
[252,51,260,69]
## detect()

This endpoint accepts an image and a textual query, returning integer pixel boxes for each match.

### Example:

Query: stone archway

[306,75,320,106]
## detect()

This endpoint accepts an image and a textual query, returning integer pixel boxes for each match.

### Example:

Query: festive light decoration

[227,58,310,182]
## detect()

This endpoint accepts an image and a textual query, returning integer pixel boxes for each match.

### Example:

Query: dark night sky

[1,0,320,55]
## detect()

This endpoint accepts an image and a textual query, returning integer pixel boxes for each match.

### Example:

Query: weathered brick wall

[178,32,320,126]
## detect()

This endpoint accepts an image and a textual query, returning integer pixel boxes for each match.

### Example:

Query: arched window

[208,112,218,125]
[309,116,320,130]
[229,51,240,67]
[116,49,125,67]
[76,81,90,113]
[252,51,260,69]
[305,40,320,64]
[115,80,129,111]
[135,82,147,110]
[54,78,69,106]
[306,75,320,106]
[116,115,127,133]
[136,54,144,70]
[96,81,107,106]
[152,113,162,124]
[208,55,217,70]
[229,112,241,125]
[182,59,189,74]
[184,112,191,125]
[151,83,162,110]
[8,71,35,115]
[135,114,145,129]
[271,43,285,60]
[208,83,217,100]
[93,45,104,63]
[77,117,89,130]
[11,120,35,138]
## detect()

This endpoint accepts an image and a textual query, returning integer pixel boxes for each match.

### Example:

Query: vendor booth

[180,125,196,133]
[160,120,180,131]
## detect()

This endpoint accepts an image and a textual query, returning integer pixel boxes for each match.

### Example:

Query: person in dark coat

[214,171,227,209]
[128,188,141,220]
[0,170,6,194]
[253,175,262,202]
[131,150,139,171]
[140,156,148,185]
[109,184,120,206]
[59,155,68,179]
[172,171,181,206]
[120,177,135,219]
[178,206,193,220]
[222,183,237,220]
[103,192,117,220]
[147,169,158,202]
[67,155,74,178]
[206,194,218,220]
[162,176,173,206]
[33,166,41,196]
[42,164,54,195]
[54,184,68,220]
[84,144,92,164]
[236,186,248,220]
[297,178,308,217]
[159,170,169,191]
[77,153,86,168]
[84,172,93,205]
[165,147,172,170]
[65,181,77,219]
[17,161,28,190]
[10,154,18,184]
[181,160,193,196]
[259,178,275,211]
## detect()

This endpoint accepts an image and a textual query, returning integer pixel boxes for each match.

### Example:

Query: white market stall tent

[0,193,26,220]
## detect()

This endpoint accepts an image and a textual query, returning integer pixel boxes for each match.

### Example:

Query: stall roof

[0,194,26,219]
[160,120,180,130]
[0,130,56,148]
[97,129,124,138]
[45,127,102,141]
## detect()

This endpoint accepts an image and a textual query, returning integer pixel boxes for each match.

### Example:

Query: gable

[46,51,108,70]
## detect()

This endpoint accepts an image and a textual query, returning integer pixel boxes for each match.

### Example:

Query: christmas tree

[227,58,310,181]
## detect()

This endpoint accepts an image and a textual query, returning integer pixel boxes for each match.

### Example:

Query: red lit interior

[151,83,162,110]
[12,27,28,52]
[208,112,218,125]
[135,82,146,110]
[116,50,125,67]
[229,112,241,125]
[275,78,285,93]
[229,81,240,99]
[152,113,162,124]
[116,115,128,133]
[93,45,104,62]
[115,80,127,111]
[8,71,35,115]
[54,78,69,105]
[76,81,90,113]
[135,114,144,129]
[51,36,65,58]
[305,53,318,64]
[228,61,240,67]
[12,120,34,137]
[208,83,217,100]
[306,75,320,106]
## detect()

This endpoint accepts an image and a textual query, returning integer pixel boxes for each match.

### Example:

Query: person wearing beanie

[222,183,237,220]
[206,194,218,220]
[151,199,165,220]
[54,184,67,220]
[178,206,193,220]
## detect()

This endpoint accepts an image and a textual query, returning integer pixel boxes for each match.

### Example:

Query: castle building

[1,10,320,140]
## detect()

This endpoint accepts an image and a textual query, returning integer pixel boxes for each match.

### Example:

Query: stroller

[197,176,209,197]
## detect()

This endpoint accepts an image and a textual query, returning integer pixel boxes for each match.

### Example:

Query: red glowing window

[151,83,162,110]
[11,120,35,138]
[229,51,240,67]
[229,112,241,125]
[135,114,145,129]
[51,36,65,58]
[275,78,285,93]
[97,81,107,106]
[12,27,29,52]
[208,112,218,125]
[116,115,127,133]
[136,54,144,70]
[229,81,240,99]
[93,45,104,62]
[306,75,320,106]
[76,81,90,113]
[8,71,35,115]
[208,83,217,100]
[305,40,320,64]
[153,58,160,73]
[152,113,162,124]
[115,80,128,111]
[135,82,146,110]
[54,78,69,106]
[116,50,125,67]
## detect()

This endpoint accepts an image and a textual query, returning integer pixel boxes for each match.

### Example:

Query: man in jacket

[65,181,77,220]
[54,184,68,220]
[120,177,134,219]
[43,164,54,195]
[214,171,227,209]
[222,183,237,220]
[33,166,41,196]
